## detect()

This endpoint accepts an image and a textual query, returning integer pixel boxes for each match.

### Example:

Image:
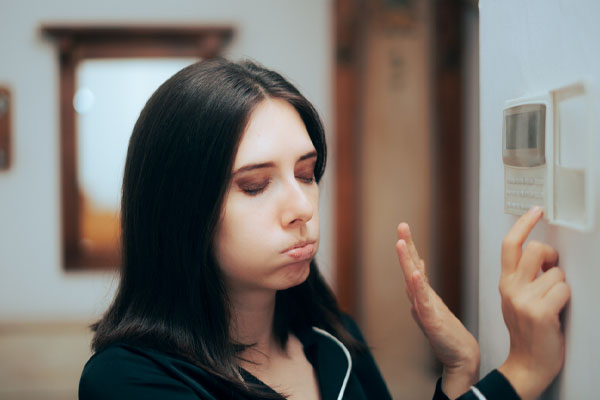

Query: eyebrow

[232,150,318,176]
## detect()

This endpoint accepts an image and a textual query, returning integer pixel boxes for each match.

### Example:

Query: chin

[277,259,312,290]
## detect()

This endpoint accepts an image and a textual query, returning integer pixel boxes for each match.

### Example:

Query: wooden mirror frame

[42,25,234,271]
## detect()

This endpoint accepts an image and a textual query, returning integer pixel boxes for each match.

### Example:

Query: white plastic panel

[558,95,587,169]
[502,82,595,231]
[551,81,595,231]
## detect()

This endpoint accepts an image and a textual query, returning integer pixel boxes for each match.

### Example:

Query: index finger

[396,239,418,297]
[397,223,426,277]
[501,206,543,275]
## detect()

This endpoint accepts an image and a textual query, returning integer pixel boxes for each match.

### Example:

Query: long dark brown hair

[91,58,360,398]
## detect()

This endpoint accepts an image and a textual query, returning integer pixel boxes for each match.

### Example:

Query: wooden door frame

[334,0,464,318]
[334,0,365,316]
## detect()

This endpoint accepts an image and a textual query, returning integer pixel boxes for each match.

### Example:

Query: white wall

[479,1,600,398]
[0,0,334,321]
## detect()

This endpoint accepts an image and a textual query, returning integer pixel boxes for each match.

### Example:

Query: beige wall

[357,2,437,398]
[0,323,92,400]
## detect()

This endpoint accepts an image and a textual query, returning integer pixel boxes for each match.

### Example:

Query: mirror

[74,58,197,268]
[41,25,233,270]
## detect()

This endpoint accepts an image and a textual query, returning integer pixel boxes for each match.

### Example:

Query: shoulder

[79,343,199,400]
[80,343,157,379]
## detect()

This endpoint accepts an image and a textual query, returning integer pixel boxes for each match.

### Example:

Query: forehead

[233,99,315,167]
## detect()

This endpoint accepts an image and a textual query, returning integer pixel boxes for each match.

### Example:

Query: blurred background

[0,0,481,399]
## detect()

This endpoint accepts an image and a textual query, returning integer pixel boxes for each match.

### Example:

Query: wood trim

[334,0,365,317]
[42,25,234,271]
[0,87,11,171]
[432,0,463,317]
[41,25,232,38]
[367,0,417,29]
[42,25,233,60]
[59,50,79,268]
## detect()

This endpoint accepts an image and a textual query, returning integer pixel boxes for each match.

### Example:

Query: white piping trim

[312,327,352,400]
[469,385,487,400]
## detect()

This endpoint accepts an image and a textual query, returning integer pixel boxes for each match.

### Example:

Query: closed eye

[237,178,271,196]
[297,175,315,184]
[243,187,267,196]
[295,160,316,184]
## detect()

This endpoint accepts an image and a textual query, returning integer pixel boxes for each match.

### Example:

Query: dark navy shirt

[79,317,519,400]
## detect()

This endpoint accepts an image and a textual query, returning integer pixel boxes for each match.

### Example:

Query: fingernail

[529,206,542,215]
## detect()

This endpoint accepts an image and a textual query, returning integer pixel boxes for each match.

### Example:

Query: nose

[280,179,314,227]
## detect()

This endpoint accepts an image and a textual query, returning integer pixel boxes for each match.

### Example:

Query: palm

[415,285,477,368]
[395,223,479,370]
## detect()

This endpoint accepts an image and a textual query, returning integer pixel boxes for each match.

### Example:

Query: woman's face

[214,98,320,294]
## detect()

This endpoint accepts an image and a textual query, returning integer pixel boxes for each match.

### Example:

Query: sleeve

[433,377,451,400]
[432,369,521,400]
[79,347,203,400]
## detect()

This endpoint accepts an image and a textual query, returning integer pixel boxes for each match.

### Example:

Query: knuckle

[532,307,548,322]
[518,300,540,321]
[556,281,571,298]
[426,315,442,331]
[395,241,403,252]
[503,289,521,309]
[525,240,543,254]
[502,237,517,251]
[538,306,553,321]
[511,295,526,311]
[499,281,518,301]
[420,294,431,309]
[514,295,538,319]
[549,267,566,282]
[499,278,508,295]
[498,282,504,296]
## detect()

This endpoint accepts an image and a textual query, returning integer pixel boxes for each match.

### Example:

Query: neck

[229,286,280,362]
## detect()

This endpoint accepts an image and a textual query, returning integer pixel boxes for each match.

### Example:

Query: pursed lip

[281,239,317,254]
[281,240,317,261]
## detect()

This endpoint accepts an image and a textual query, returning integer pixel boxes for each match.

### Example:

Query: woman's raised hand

[497,207,571,400]
[396,223,480,399]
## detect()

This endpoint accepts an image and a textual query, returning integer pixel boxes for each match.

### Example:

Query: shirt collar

[297,327,352,400]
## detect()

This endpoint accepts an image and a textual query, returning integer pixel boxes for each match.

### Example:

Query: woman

[79,59,570,400]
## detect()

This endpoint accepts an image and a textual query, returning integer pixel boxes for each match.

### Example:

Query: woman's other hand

[395,223,480,399]
[497,207,571,400]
